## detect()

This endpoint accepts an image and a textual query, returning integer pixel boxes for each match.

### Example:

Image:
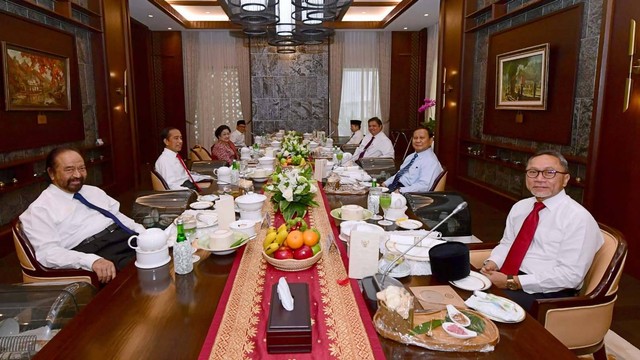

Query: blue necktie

[389,153,418,192]
[73,192,135,235]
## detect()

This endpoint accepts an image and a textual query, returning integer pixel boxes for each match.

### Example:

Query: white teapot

[214,166,232,183]
[390,192,407,209]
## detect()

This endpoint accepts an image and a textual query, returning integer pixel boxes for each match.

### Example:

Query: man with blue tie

[20,147,146,283]
[383,127,443,193]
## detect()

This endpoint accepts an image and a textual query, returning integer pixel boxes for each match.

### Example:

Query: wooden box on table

[266,282,312,353]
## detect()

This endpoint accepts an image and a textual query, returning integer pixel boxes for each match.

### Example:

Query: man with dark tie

[20,147,146,283]
[481,150,603,311]
[155,127,212,191]
[383,127,442,193]
[345,119,364,145]
[351,117,394,160]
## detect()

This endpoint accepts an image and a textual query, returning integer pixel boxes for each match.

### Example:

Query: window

[338,68,381,136]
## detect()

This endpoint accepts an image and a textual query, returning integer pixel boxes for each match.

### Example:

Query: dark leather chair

[12,218,100,288]
[428,168,448,192]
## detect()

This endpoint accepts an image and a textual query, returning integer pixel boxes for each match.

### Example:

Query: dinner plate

[396,219,423,230]
[449,271,492,291]
[467,294,526,323]
[198,194,219,202]
[197,233,251,255]
[330,208,373,222]
[190,201,214,210]
[385,236,445,261]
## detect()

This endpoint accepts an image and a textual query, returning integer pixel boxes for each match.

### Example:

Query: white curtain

[424,23,439,127]
[329,32,344,135]
[336,31,391,137]
[183,31,249,150]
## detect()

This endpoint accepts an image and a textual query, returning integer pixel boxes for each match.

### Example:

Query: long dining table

[34,183,577,359]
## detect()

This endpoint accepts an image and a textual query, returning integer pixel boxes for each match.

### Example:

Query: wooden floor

[2,182,640,351]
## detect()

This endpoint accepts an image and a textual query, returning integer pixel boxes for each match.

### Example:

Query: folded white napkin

[465,291,521,322]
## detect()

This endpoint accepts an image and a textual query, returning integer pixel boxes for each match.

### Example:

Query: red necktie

[358,136,375,160]
[176,153,202,192]
[501,201,545,275]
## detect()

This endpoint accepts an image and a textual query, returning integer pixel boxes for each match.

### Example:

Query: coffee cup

[209,229,235,249]
[214,166,232,183]
[128,228,168,252]
[341,205,364,220]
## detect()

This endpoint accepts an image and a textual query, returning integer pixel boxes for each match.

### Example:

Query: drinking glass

[336,151,344,166]
[182,217,200,262]
[368,187,381,220]
[379,193,392,218]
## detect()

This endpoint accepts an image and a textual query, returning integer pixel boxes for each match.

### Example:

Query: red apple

[293,245,313,260]
[274,246,293,260]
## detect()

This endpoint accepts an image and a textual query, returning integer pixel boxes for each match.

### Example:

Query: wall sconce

[624,19,637,112]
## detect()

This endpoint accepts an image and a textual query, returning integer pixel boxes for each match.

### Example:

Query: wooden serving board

[374,306,499,352]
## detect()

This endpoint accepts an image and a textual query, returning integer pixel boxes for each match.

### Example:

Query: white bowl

[235,193,267,212]
[230,220,257,237]
[341,205,366,220]
[384,206,408,221]
[258,156,275,167]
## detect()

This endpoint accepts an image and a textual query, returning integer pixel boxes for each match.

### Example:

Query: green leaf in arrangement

[279,200,290,211]
[409,319,443,336]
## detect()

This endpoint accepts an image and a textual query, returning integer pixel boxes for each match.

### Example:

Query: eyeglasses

[525,169,568,179]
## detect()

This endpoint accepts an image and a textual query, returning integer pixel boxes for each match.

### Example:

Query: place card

[314,159,327,181]
[348,231,381,279]
[216,194,235,230]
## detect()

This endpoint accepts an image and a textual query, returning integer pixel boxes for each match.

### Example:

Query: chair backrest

[190,145,212,161]
[357,157,397,177]
[190,160,227,174]
[12,219,99,287]
[429,169,448,192]
[579,223,627,297]
[150,169,170,191]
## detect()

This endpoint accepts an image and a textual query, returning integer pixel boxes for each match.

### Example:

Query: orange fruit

[286,230,304,250]
[302,229,320,247]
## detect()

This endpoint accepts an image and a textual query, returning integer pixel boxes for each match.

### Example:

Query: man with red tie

[155,127,212,191]
[351,117,394,160]
[21,148,146,283]
[480,150,603,311]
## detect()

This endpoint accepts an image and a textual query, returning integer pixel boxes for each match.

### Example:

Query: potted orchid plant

[418,98,437,134]
[264,164,318,221]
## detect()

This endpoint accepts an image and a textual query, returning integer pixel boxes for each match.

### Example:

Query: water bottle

[174,219,193,275]
[231,160,240,185]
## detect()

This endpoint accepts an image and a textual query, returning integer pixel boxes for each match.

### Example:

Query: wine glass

[379,193,392,219]
[336,151,344,166]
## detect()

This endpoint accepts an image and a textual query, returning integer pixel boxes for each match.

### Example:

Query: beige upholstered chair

[12,219,100,288]
[468,223,627,359]
[189,145,212,161]
[429,168,448,192]
[150,169,170,191]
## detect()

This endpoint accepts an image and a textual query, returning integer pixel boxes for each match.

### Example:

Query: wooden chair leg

[593,344,607,360]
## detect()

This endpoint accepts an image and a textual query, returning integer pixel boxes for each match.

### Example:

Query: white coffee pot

[128,228,167,252]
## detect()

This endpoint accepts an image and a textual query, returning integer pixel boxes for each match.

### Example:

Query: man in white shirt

[230,120,247,148]
[20,148,146,283]
[383,127,443,193]
[352,117,394,160]
[345,120,364,145]
[481,150,603,311]
[155,127,211,191]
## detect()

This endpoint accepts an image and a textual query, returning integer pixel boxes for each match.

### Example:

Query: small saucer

[378,220,393,226]
[135,256,171,269]
[370,214,383,221]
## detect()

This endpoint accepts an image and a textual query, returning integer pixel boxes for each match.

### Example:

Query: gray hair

[528,149,569,172]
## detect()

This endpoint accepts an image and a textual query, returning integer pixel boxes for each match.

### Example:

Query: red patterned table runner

[198,184,385,359]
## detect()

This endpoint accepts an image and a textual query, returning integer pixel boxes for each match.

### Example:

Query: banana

[264,242,279,255]
[277,224,288,233]
[275,230,288,246]
[267,226,276,234]
[263,232,277,249]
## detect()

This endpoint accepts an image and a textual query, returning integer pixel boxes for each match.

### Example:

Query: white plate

[135,256,171,269]
[377,220,393,226]
[384,212,408,221]
[385,237,445,261]
[252,176,268,183]
[467,294,526,323]
[330,208,373,222]
[198,233,251,255]
[190,201,214,210]
[449,271,492,291]
[396,219,423,230]
[338,234,349,242]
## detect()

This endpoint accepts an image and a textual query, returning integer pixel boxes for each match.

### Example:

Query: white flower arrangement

[265,164,318,220]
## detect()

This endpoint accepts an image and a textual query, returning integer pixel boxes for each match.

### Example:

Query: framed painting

[495,43,550,110]
[2,42,71,111]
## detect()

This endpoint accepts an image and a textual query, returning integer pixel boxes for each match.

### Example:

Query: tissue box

[266,283,312,354]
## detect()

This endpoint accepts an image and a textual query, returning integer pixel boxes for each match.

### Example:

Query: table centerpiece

[264,163,318,221]
[278,131,311,166]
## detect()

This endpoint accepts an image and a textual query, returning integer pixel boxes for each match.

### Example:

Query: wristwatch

[506,275,518,290]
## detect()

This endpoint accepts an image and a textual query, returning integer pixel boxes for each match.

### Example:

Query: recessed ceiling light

[403,27,408,30]
[205,11,210,14]
[168,27,172,30]
[148,14,154,18]
[424,14,429,17]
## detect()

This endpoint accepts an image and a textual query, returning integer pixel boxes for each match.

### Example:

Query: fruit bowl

[262,245,323,272]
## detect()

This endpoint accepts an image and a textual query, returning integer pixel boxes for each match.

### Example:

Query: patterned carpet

[579,331,640,360]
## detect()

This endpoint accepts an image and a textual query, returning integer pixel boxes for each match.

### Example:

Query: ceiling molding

[379,0,418,27]
[150,0,191,26]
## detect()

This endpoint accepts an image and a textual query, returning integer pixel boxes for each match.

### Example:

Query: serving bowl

[262,244,323,271]
[235,193,267,212]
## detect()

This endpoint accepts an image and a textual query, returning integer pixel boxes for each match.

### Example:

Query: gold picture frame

[496,43,550,110]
